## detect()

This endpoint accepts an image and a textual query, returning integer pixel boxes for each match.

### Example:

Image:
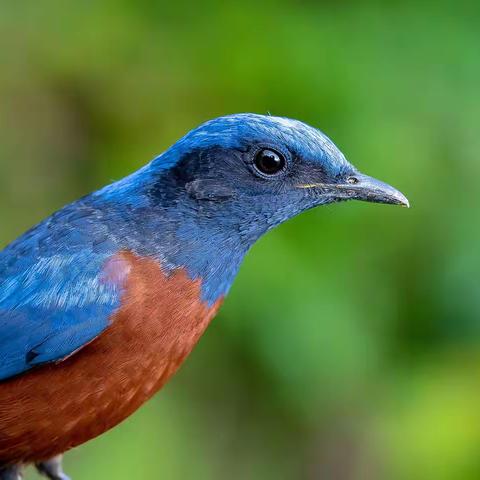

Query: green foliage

[1,1,479,478]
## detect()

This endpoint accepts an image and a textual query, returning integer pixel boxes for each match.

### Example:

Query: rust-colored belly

[0,253,221,463]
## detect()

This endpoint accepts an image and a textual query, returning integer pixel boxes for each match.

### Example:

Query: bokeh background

[1,1,479,479]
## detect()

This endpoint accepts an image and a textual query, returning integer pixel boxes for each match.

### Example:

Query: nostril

[346,176,359,185]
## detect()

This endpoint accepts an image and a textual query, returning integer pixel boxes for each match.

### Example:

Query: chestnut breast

[0,251,222,463]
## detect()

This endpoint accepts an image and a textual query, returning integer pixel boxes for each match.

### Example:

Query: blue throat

[92,150,262,305]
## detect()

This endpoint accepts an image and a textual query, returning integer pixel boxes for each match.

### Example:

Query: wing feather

[0,202,126,380]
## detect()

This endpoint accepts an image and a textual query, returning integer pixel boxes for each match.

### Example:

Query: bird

[0,113,408,480]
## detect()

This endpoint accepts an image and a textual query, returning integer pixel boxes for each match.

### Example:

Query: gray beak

[297,173,409,207]
[341,173,410,207]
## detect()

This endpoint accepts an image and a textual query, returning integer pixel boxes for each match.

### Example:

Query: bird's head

[146,114,408,234]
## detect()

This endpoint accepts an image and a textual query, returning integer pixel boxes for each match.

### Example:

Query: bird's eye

[346,176,359,185]
[253,148,286,176]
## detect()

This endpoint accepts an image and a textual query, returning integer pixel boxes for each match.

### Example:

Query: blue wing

[0,201,125,381]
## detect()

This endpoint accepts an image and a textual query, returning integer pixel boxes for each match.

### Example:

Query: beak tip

[397,194,410,209]
[354,174,410,209]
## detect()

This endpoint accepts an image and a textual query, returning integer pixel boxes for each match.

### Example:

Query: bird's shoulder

[0,199,128,380]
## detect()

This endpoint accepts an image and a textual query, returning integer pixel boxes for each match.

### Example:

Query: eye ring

[252,148,287,177]
[346,176,359,185]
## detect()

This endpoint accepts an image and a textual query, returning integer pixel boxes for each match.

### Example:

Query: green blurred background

[1,1,479,479]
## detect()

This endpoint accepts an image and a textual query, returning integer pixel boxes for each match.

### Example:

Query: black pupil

[255,149,285,175]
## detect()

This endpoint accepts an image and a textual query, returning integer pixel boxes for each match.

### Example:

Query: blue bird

[0,114,408,480]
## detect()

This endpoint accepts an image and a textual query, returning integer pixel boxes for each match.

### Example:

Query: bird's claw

[36,455,70,480]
